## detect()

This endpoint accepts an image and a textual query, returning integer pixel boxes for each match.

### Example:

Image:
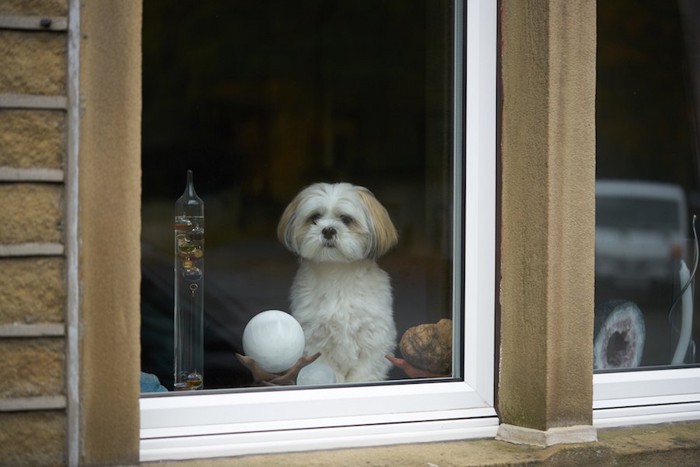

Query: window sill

[143,420,700,466]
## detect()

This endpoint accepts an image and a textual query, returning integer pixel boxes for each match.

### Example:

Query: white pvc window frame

[140,0,497,461]
[593,369,700,428]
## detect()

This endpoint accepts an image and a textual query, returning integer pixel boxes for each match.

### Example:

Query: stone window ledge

[147,421,700,466]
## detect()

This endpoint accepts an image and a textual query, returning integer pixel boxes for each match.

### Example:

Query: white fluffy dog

[278,182,398,382]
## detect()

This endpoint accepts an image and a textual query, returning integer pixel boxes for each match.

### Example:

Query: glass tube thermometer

[174,170,204,390]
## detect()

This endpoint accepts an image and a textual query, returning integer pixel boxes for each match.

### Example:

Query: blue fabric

[140,372,168,392]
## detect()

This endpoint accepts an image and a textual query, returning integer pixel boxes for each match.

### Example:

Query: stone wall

[0,1,70,465]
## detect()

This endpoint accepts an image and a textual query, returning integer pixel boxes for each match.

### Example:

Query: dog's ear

[277,193,303,253]
[357,187,398,258]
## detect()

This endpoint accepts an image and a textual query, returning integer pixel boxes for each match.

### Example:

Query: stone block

[0,411,65,465]
[0,30,66,95]
[0,110,65,169]
[0,183,63,243]
[1,338,64,398]
[0,257,64,324]
[0,0,67,16]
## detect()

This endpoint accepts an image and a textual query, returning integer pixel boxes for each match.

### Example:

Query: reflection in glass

[595,0,700,370]
[595,180,687,289]
[140,1,458,390]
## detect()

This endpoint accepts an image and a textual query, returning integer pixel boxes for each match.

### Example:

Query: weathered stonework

[0,258,64,324]
[0,184,63,243]
[0,411,66,466]
[0,1,71,464]
[0,110,65,169]
[0,30,66,95]
[2,338,64,398]
[498,0,596,433]
[0,0,67,16]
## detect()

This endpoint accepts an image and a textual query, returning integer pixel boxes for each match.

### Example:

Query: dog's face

[278,183,398,263]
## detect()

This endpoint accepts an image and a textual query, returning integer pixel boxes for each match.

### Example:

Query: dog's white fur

[278,182,398,382]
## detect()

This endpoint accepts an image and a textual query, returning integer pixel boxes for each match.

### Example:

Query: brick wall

[0,1,70,465]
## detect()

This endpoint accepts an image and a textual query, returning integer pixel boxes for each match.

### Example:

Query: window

[140,0,496,460]
[593,0,700,427]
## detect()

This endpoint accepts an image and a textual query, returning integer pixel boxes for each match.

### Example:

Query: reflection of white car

[595,180,688,287]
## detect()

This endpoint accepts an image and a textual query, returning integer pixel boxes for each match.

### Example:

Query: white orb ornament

[242,310,305,374]
[296,359,337,386]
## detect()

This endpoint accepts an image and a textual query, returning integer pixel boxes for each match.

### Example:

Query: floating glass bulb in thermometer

[174,170,204,390]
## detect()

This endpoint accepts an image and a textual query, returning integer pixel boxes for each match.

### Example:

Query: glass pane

[595,0,700,371]
[140,0,459,392]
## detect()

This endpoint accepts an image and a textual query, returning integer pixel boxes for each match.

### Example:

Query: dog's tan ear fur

[277,193,303,253]
[357,187,398,258]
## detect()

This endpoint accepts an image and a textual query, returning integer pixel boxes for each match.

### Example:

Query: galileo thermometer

[174,170,204,390]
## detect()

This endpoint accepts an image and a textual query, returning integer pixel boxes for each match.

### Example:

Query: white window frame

[139,0,498,461]
[593,369,700,428]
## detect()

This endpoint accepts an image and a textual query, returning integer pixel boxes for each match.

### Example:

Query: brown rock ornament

[388,319,452,378]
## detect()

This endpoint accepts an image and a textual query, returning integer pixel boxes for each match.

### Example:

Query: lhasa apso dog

[278,182,398,382]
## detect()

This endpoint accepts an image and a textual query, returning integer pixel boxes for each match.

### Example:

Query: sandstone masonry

[0,0,69,465]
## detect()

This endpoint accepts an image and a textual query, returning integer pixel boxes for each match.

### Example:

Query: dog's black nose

[322,227,336,239]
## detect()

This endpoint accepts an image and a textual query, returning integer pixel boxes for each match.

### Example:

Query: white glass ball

[296,359,337,386]
[242,310,305,373]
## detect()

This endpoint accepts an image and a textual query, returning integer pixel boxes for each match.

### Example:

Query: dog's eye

[308,213,321,224]
[340,215,354,226]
